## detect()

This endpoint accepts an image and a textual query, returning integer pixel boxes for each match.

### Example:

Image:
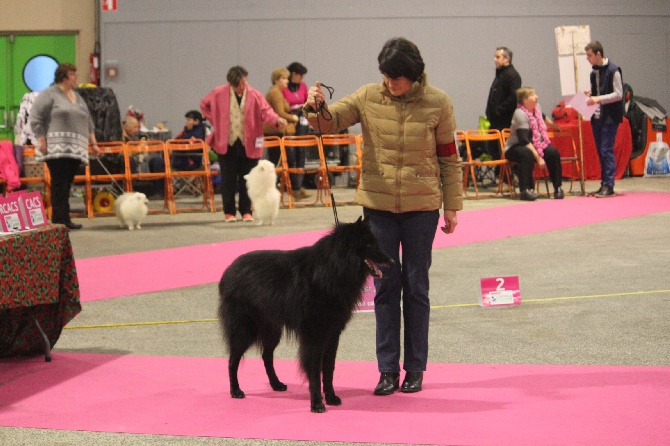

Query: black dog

[218,217,393,413]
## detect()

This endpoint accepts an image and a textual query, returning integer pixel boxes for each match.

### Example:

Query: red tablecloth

[0,224,81,358]
[555,118,632,180]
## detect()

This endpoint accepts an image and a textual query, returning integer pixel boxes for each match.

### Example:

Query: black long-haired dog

[218,217,393,413]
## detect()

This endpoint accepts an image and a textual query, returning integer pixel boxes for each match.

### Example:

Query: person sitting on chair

[504,87,563,201]
[172,110,207,171]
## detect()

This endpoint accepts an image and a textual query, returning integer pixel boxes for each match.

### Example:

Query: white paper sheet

[566,91,599,120]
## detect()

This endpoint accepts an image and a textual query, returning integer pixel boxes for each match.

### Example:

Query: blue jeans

[591,118,617,188]
[363,208,439,373]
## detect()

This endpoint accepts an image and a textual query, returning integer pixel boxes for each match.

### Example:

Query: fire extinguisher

[90,52,100,86]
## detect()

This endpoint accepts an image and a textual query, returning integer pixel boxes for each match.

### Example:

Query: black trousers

[220,139,258,216]
[506,144,562,192]
[46,158,81,224]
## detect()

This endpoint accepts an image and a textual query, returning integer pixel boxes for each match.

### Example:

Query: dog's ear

[356,216,363,224]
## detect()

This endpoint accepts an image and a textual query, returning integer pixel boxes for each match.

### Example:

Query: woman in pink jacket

[201,66,287,223]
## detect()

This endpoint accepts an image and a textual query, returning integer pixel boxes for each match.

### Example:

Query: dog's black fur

[218,217,393,412]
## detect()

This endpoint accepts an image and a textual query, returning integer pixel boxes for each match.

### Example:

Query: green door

[0,34,75,142]
[0,37,9,141]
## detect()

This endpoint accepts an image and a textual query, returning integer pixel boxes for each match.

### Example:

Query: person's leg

[505,145,535,192]
[543,145,563,190]
[363,208,402,374]
[148,154,165,196]
[47,158,77,224]
[398,210,439,373]
[591,118,604,191]
[220,147,239,216]
[237,152,258,217]
[599,123,617,189]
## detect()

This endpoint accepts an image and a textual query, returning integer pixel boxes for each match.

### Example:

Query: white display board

[555,26,593,96]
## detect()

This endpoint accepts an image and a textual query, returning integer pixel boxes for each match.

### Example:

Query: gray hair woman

[30,62,100,229]
[504,87,563,201]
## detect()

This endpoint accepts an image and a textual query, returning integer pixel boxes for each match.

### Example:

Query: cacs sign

[0,194,26,233]
[18,191,47,229]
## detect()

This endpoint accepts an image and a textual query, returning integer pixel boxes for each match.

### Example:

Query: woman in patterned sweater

[31,63,100,229]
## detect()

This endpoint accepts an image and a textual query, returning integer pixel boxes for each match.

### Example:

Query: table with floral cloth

[0,224,81,361]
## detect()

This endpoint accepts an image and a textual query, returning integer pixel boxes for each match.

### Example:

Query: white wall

[100,0,670,134]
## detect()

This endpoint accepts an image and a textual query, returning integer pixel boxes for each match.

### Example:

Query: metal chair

[281,135,331,207]
[165,139,215,214]
[125,140,171,213]
[463,129,514,198]
[320,133,362,205]
[263,136,291,208]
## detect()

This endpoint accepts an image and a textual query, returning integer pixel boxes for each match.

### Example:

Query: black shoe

[595,186,615,198]
[400,371,423,393]
[65,222,83,230]
[588,186,604,196]
[373,372,400,396]
[554,187,564,199]
[519,189,538,201]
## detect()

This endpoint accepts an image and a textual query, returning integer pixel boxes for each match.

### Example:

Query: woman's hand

[441,210,458,234]
[306,81,326,110]
[37,137,47,155]
[536,157,546,168]
[276,117,288,130]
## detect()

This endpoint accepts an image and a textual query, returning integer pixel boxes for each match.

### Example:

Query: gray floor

[2,177,669,446]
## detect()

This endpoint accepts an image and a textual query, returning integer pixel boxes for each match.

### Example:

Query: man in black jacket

[485,47,522,160]
[585,40,622,198]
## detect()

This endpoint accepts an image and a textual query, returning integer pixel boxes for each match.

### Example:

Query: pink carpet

[0,353,668,444]
[75,191,670,302]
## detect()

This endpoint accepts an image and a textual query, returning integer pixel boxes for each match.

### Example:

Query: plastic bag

[644,133,670,177]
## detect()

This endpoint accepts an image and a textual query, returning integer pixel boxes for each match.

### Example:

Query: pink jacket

[200,83,280,158]
[0,141,20,191]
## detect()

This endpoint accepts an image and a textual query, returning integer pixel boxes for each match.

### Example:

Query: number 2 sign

[480,276,521,307]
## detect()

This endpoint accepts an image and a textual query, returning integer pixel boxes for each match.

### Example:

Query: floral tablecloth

[0,224,81,357]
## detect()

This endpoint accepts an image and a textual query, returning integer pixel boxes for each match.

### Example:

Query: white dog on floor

[244,159,280,225]
[114,192,149,230]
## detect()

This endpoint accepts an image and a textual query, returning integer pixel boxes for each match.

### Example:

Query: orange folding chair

[87,141,130,217]
[320,133,362,205]
[463,129,514,198]
[125,140,170,214]
[263,136,291,208]
[281,135,331,207]
[165,139,215,214]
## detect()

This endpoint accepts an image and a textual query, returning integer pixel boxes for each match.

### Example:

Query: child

[172,110,207,170]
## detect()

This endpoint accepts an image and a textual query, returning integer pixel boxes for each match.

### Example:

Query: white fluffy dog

[244,159,280,225]
[114,192,149,230]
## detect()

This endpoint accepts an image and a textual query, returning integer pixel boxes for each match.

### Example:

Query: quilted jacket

[306,74,463,213]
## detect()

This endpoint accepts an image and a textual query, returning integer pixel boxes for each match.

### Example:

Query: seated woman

[172,110,207,171]
[504,87,564,201]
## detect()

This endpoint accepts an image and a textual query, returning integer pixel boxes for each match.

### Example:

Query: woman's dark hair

[54,62,77,83]
[227,65,248,87]
[185,110,203,122]
[286,62,307,76]
[378,37,425,82]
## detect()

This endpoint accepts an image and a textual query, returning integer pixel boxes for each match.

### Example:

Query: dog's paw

[135,224,142,230]
[270,380,287,391]
[230,388,245,399]
[325,392,341,406]
[310,401,326,413]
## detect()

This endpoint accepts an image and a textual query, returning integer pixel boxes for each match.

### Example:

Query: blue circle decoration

[24,55,59,92]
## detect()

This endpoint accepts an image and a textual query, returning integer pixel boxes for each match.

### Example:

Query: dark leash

[312,83,339,226]
[90,154,125,196]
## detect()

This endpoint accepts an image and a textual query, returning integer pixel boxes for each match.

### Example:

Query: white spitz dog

[114,192,149,230]
[244,159,280,225]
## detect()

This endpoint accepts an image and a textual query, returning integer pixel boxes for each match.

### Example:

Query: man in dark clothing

[585,40,622,198]
[485,47,522,160]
